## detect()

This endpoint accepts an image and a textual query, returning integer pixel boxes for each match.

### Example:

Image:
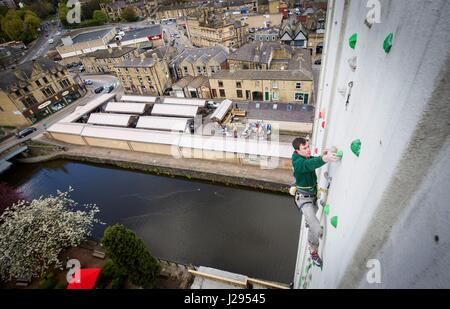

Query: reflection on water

[2,160,300,283]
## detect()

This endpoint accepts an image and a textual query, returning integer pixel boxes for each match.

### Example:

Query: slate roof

[0,58,64,91]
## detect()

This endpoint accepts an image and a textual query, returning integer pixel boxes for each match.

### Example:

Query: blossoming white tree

[0,188,101,281]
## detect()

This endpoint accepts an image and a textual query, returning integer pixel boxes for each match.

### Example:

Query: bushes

[97,259,126,289]
[102,225,160,288]
[39,273,57,289]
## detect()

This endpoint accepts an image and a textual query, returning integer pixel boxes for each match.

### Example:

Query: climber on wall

[291,137,340,268]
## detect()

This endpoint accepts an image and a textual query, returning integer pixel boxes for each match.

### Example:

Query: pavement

[30,137,294,188]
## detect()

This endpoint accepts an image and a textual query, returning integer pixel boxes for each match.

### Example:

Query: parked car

[314,59,322,65]
[48,38,54,44]
[16,127,37,138]
[94,86,104,94]
[206,101,220,109]
[105,84,114,93]
[84,79,93,85]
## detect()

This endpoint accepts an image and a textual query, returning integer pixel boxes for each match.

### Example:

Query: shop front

[23,85,85,123]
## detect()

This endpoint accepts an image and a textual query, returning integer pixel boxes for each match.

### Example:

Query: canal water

[2,160,300,283]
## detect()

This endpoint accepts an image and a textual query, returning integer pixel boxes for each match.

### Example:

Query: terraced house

[186,10,248,49]
[210,44,314,103]
[169,46,228,81]
[0,58,85,127]
[100,0,158,21]
[114,53,171,96]
[81,46,138,74]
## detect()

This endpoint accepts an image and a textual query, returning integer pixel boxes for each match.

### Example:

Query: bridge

[0,144,28,173]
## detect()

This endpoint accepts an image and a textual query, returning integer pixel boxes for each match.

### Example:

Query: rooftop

[0,58,64,91]
[228,42,312,71]
[245,102,315,123]
[169,45,228,67]
[71,28,112,44]
[89,46,136,59]
[108,25,162,44]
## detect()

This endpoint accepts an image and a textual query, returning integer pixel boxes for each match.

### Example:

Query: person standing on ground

[291,137,340,267]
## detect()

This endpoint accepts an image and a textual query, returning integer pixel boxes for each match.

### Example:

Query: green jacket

[292,152,326,194]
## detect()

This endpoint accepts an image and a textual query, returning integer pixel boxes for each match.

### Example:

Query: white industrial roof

[151,104,198,117]
[162,97,206,107]
[60,93,116,123]
[47,122,86,135]
[105,102,147,114]
[82,126,182,145]
[210,99,233,122]
[120,95,157,103]
[87,113,133,127]
[178,134,292,158]
[136,116,189,132]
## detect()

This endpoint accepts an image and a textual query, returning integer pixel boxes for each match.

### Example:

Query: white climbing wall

[294,0,450,288]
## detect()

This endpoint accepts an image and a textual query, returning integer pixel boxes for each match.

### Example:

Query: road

[0,75,119,154]
[20,21,69,64]
[162,22,193,52]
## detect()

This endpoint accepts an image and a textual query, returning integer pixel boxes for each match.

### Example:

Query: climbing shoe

[310,249,323,268]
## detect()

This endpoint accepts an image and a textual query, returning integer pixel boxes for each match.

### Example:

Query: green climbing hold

[349,33,357,49]
[336,150,343,158]
[351,139,362,157]
[383,33,394,53]
[323,204,330,215]
[330,216,338,228]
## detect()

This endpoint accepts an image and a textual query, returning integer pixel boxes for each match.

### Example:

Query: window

[59,79,71,89]
[236,81,242,88]
[296,82,302,89]
[210,66,216,73]
[295,93,304,101]
[272,82,278,89]
[196,66,202,74]
[287,104,293,111]
[218,80,224,87]
[21,96,38,108]
[43,77,49,84]
[212,89,217,98]
[237,90,243,98]
[42,86,55,98]
[219,89,226,97]
[183,66,188,74]
[36,80,42,87]
[273,104,278,110]
[272,91,279,101]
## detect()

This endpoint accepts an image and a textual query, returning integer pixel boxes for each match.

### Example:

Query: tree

[0,188,101,281]
[93,10,108,25]
[102,224,160,288]
[0,182,25,215]
[22,12,41,42]
[58,0,69,26]
[81,0,101,20]
[1,10,24,41]
[121,7,138,22]
[28,1,55,19]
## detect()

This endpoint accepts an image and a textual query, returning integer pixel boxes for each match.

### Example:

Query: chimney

[151,52,158,63]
